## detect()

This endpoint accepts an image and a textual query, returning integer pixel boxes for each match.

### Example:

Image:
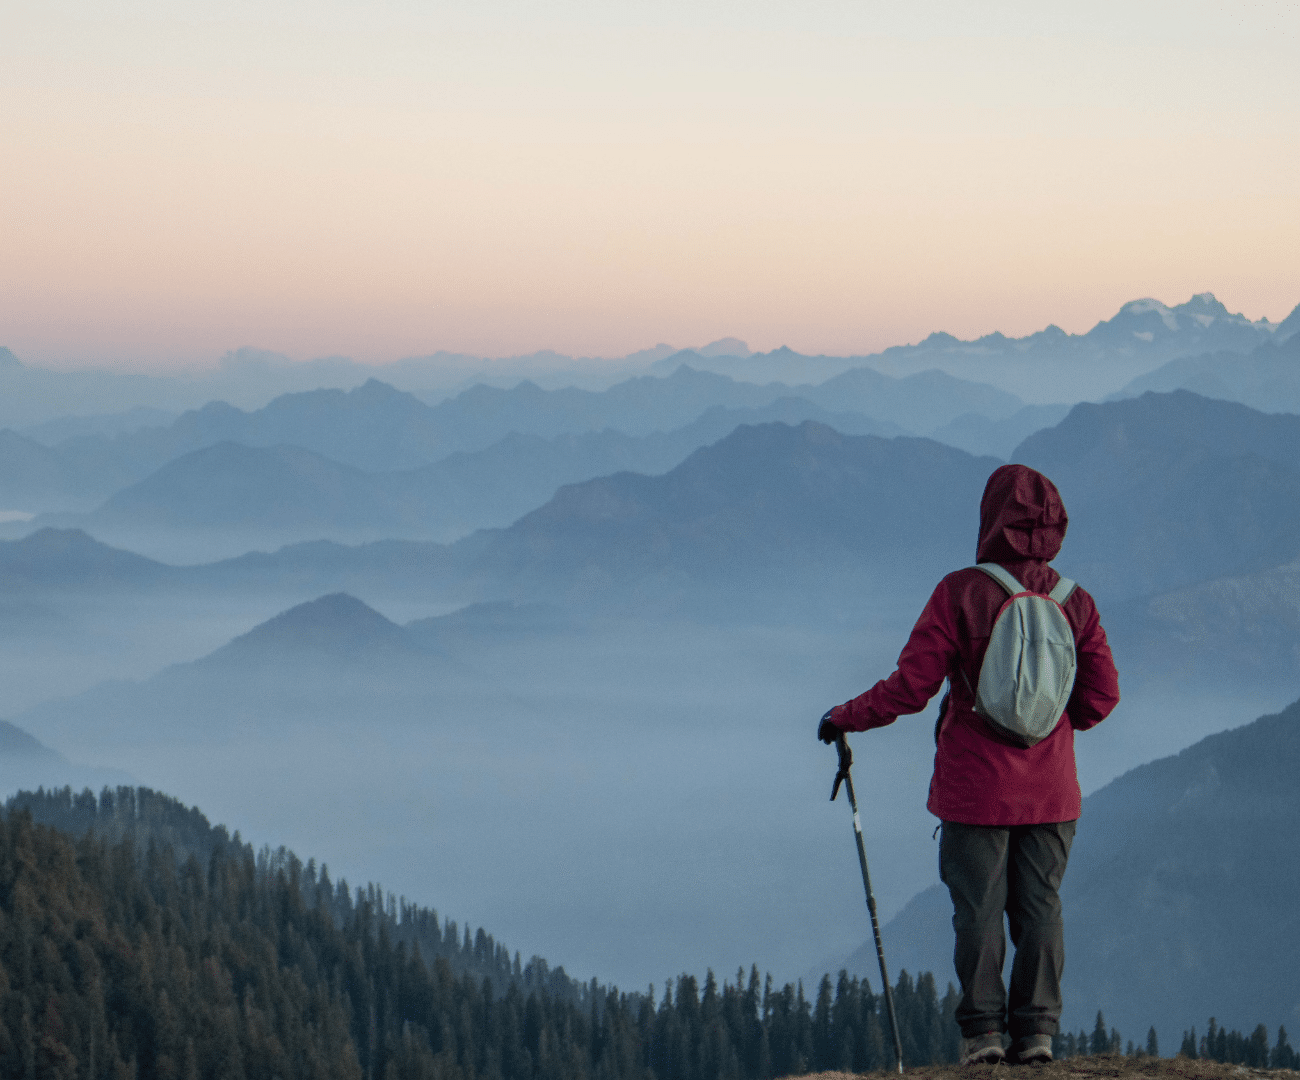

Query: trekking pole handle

[831,733,853,802]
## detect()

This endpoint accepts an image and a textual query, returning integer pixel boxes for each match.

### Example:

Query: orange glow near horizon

[2,1,1297,371]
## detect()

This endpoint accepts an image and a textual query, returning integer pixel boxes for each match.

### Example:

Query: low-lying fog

[5,594,1287,994]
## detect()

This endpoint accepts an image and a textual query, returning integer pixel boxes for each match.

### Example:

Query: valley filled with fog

[2,292,1300,1047]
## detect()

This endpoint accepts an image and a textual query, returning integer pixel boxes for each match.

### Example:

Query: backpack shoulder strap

[1049,576,1077,605]
[972,562,1023,596]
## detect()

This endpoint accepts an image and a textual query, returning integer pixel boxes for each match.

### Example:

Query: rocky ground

[804,1056,1300,1080]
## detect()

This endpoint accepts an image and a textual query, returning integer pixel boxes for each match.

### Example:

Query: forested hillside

[1,786,963,1080]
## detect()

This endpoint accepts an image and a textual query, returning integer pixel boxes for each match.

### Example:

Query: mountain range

[26,398,906,560]
[1014,390,1300,603]
[863,293,1298,402]
[0,365,1003,523]
[11,387,1300,621]
[1112,329,1300,414]
[4,289,1291,444]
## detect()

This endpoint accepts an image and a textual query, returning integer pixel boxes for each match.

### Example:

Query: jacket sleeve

[1066,590,1121,731]
[832,579,957,732]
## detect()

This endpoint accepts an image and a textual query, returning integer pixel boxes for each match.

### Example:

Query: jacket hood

[976,464,1068,564]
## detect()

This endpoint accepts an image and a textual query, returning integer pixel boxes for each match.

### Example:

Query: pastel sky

[3,0,1297,370]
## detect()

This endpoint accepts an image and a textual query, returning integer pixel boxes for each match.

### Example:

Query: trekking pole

[832,733,905,1073]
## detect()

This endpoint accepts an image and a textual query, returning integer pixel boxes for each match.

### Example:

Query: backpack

[962,562,1079,748]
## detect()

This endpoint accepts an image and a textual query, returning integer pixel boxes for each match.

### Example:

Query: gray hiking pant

[938,820,1076,1039]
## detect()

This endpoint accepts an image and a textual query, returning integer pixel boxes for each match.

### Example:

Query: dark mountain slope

[0,429,140,511]
[46,398,903,557]
[1127,557,1300,683]
[853,699,1300,1045]
[1013,391,1300,602]
[797,367,1023,432]
[1113,327,1300,412]
[0,527,178,592]
[200,592,418,668]
[461,422,1000,603]
[1062,703,1300,1036]
[1277,301,1300,342]
[97,441,382,527]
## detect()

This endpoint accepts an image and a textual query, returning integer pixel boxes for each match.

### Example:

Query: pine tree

[1248,1025,1269,1068]
[1273,1026,1296,1070]
[1146,1026,1158,1057]
[1090,1012,1108,1056]
[1180,1027,1197,1059]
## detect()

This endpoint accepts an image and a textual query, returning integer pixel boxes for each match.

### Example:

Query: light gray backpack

[964,562,1078,747]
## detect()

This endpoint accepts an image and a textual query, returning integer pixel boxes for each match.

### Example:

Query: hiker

[817,463,1120,1067]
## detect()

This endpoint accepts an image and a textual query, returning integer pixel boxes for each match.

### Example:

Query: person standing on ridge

[817,463,1120,1067]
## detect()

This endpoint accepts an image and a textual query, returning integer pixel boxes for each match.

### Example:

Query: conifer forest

[1,787,1295,1080]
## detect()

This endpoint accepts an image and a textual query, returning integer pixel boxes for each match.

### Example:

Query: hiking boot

[1011,1034,1054,1065]
[960,1032,1006,1066]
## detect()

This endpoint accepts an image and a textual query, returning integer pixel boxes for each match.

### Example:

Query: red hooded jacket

[829,464,1120,825]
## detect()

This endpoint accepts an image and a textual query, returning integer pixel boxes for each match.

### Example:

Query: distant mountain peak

[0,528,171,590]
[0,719,61,760]
[1276,302,1300,342]
[353,377,412,401]
[1118,298,1178,329]
[0,346,24,370]
[695,338,751,359]
[1183,291,1227,313]
[209,593,414,665]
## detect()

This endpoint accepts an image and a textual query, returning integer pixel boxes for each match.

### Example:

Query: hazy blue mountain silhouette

[1110,330,1300,414]
[199,592,419,669]
[20,407,178,445]
[0,429,141,511]
[649,346,868,384]
[0,719,60,760]
[0,528,177,592]
[30,398,905,558]
[0,716,130,803]
[6,423,1000,610]
[1013,390,1300,602]
[649,296,1290,399]
[0,293,1290,431]
[2,364,1014,517]
[8,592,432,747]
[93,442,383,528]
[16,394,1300,633]
[455,421,1000,607]
[929,403,1072,460]
[850,698,1300,1046]
[864,293,1289,401]
[1275,300,1300,342]
[793,367,1023,432]
[1118,554,1300,688]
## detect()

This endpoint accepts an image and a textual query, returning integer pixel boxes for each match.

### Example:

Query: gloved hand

[817,709,840,744]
